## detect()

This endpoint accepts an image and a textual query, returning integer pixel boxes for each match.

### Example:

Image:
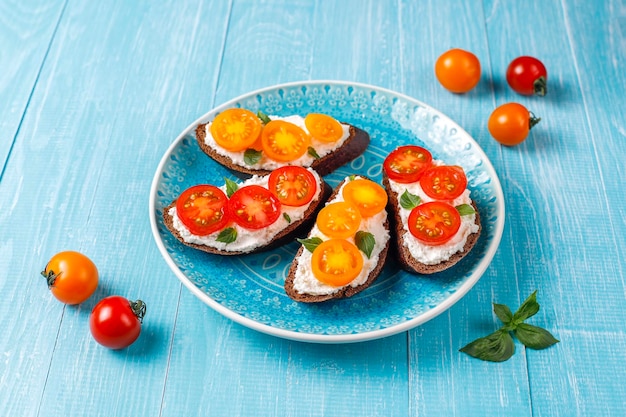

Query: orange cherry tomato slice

[316,202,362,239]
[268,166,317,207]
[419,165,467,201]
[228,185,282,230]
[176,185,230,236]
[210,108,262,152]
[407,201,461,246]
[261,120,311,162]
[341,178,388,218]
[304,113,344,143]
[383,145,433,184]
[311,239,364,287]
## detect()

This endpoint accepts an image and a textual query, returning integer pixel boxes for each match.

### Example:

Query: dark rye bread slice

[284,177,390,303]
[195,122,370,177]
[382,173,481,274]
[162,181,332,256]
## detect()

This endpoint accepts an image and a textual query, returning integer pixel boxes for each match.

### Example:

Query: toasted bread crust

[382,173,481,274]
[163,182,332,256]
[195,123,370,177]
[284,177,390,303]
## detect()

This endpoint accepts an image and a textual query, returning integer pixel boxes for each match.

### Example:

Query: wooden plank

[0,0,231,416]
[161,1,411,416]
[0,0,65,174]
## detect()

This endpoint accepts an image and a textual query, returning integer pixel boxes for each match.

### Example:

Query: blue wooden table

[2,0,625,415]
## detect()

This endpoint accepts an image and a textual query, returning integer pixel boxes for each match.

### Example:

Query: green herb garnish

[283,213,291,223]
[244,148,262,165]
[216,227,237,244]
[257,110,271,125]
[308,147,321,160]
[224,177,239,197]
[355,231,375,259]
[400,189,421,210]
[460,291,559,362]
[297,237,323,253]
[456,203,476,216]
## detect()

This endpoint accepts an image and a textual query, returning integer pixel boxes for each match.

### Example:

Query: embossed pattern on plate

[149,81,505,343]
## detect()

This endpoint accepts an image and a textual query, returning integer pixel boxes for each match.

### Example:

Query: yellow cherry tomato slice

[304,113,344,143]
[316,201,362,239]
[261,120,311,162]
[311,239,364,287]
[210,108,262,152]
[341,179,388,218]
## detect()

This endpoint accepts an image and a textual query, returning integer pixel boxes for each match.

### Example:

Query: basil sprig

[244,148,262,165]
[224,177,239,197]
[297,237,323,253]
[355,231,375,258]
[400,189,421,210]
[216,227,237,244]
[460,291,559,362]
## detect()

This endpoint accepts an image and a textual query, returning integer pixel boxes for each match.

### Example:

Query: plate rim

[149,79,506,343]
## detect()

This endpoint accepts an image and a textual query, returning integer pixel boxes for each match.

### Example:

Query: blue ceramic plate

[149,81,505,343]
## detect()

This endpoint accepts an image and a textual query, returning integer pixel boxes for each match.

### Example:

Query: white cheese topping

[387,161,480,265]
[168,168,323,253]
[292,177,390,296]
[202,115,350,170]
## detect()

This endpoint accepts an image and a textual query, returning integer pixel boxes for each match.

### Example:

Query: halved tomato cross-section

[316,202,362,239]
[383,145,433,184]
[176,185,229,236]
[210,108,262,152]
[311,239,364,287]
[268,166,317,207]
[407,201,461,246]
[228,185,282,230]
[261,120,311,162]
[419,165,467,201]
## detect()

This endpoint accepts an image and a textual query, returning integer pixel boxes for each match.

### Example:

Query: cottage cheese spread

[292,177,390,296]
[202,115,350,170]
[168,168,323,253]
[387,161,479,265]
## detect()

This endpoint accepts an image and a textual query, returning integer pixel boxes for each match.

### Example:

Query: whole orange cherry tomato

[488,103,541,146]
[41,251,99,304]
[435,49,481,93]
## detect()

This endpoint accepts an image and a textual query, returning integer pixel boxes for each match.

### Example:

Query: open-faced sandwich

[382,145,481,274]
[195,109,370,177]
[285,176,390,302]
[163,166,330,255]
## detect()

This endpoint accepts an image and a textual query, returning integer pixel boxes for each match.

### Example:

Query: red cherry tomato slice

[506,56,547,96]
[228,185,282,230]
[176,185,230,236]
[419,165,468,201]
[89,296,146,349]
[407,201,461,246]
[383,145,433,183]
[268,166,317,207]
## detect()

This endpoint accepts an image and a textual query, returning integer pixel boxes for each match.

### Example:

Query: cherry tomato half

[210,108,262,152]
[304,113,343,143]
[506,56,547,96]
[488,102,541,146]
[268,166,318,207]
[420,165,468,201]
[383,145,433,184]
[435,48,481,93]
[176,185,230,236]
[316,201,362,239]
[311,239,364,287]
[228,185,282,229]
[342,178,388,218]
[261,120,311,162]
[41,251,98,304]
[408,201,461,246]
[89,296,146,350]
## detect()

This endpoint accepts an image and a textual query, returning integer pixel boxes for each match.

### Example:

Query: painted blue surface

[1,0,625,416]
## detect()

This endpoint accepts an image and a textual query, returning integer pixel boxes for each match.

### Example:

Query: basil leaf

[349,175,356,181]
[400,189,421,210]
[513,290,540,323]
[456,203,476,216]
[493,303,513,326]
[244,148,262,166]
[283,213,291,223]
[460,330,515,362]
[355,231,375,259]
[216,227,237,244]
[257,110,271,124]
[224,177,239,197]
[308,147,321,160]
[514,323,560,350]
[297,237,323,253]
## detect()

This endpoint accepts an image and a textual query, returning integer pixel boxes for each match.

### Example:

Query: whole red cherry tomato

[90,296,146,349]
[506,56,547,96]
[41,251,98,304]
[488,103,541,146]
[435,49,481,93]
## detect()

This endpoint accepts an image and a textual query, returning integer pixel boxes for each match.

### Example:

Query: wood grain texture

[1,0,625,416]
